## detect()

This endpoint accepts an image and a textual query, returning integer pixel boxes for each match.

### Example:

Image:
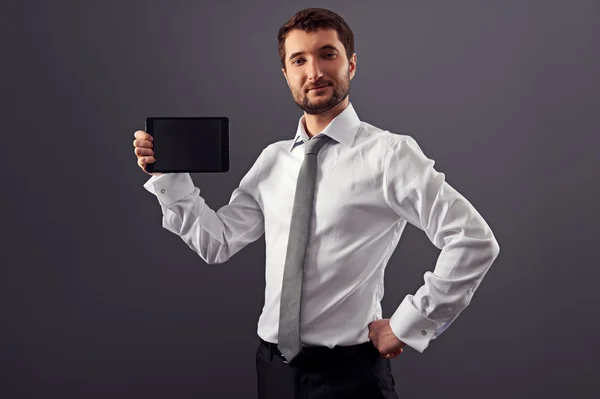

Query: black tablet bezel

[144,117,229,173]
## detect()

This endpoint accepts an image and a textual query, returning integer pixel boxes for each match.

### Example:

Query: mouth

[309,85,330,91]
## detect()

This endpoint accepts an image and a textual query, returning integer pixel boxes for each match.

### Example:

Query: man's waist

[259,336,376,359]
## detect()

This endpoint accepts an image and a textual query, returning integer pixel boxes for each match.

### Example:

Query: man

[134,7,500,399]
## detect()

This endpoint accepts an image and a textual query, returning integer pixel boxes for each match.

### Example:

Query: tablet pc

[145,117,229,173]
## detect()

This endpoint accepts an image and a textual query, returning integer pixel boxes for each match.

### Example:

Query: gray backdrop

[2,0,599,398]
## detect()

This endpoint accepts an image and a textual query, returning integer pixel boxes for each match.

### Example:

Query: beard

[290,72,351,115]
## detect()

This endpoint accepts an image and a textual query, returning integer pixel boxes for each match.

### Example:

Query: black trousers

[256,337,399,399]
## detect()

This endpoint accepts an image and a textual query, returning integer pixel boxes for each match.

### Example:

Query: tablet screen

[145,117,229,173]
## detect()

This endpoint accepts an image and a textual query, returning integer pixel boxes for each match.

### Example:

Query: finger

[383,347,403,359]
[138,156,156,168]
[135,147,154,157]
[134,130,154,141]
[133,138,153,148]
[390,349,403,358]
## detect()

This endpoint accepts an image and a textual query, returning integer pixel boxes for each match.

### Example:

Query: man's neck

[303,98,350,139]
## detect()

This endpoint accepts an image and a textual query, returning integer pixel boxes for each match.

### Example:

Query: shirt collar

[289,102,361,152]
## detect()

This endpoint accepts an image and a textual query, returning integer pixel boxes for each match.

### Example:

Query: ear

[281,67,289,86]
[349,53,357,81]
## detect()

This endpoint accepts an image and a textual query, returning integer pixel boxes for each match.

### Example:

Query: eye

[292,53,336,66]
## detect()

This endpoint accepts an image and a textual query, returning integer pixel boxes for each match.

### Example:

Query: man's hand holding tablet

[133,130,162,177]
[134,117,229,175]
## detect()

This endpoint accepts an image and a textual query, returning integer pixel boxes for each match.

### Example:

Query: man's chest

[257,153,395,237]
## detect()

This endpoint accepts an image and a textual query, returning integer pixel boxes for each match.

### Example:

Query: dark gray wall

[2,1,599,398]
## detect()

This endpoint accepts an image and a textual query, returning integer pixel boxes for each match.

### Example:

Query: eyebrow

[288,44,340,61]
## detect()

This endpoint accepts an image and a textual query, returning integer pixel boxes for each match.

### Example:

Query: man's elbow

[489,237,500,260]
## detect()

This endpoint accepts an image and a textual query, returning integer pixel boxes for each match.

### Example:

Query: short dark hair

[277,8,355,71]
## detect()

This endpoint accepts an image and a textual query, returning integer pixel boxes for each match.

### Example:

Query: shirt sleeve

[382,136,500,353]
[142,149,266,264]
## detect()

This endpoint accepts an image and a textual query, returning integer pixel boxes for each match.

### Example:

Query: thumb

[387,348,404,358]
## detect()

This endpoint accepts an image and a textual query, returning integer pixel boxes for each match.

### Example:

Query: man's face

[282,28,356,115]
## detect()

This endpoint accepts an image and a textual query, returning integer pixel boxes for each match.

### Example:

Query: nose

[306,58,324,83]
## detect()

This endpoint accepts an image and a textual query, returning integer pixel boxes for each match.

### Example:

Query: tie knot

[304,135,330,155]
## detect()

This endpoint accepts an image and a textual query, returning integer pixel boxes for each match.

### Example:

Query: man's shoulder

[359,121,416,148]
[260,138,293,154]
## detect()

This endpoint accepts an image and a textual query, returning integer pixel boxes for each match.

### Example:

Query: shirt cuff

[389,294,442,353]
[142,173,196,206]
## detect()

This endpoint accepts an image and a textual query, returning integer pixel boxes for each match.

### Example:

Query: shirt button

[421,330,427,336]
[160,189,165,193]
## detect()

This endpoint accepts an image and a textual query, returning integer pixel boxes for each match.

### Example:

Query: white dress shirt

[143,102,500,353]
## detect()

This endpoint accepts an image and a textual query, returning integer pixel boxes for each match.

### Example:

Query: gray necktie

[278,134,331,363]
